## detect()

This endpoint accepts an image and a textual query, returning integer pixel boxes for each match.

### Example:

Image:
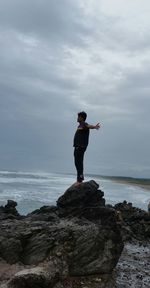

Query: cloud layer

[0,0,150,177]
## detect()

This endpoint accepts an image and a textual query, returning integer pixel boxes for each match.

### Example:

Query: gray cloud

[0,0,150,177]
[0,0,88,46]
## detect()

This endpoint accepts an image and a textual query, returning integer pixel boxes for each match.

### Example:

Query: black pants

[74,147,86,182]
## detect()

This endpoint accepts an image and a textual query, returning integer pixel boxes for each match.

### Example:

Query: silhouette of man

[73,111,100,185]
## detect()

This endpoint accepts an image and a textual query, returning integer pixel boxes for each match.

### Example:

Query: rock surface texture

[0,180,149,287]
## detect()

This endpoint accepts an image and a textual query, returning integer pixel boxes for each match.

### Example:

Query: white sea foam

[0,171,149,215]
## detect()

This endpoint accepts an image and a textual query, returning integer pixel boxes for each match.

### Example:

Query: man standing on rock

[73,111,100,185]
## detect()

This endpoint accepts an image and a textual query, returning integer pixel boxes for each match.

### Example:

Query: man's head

[77,111,87,122]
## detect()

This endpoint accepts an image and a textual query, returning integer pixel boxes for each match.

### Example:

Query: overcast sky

[0,0,150,178]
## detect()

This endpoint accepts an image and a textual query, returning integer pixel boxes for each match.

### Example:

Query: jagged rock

[0,200,21,220]
[26,205,59,222]
[57,180,102,208]
[57,180,106,219]
[114,201,150,241]
[0,180,124,287]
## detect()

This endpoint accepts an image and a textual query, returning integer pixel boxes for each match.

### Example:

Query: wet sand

[101,176,150,192]
[112,179,150,191]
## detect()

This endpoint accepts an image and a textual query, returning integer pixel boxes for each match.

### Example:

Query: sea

[0,171,149,215]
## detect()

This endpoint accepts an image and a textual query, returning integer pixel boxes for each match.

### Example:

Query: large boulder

[0,180,124,287]
[57,180,105,218]
[0,219,123,274]
[57,181,117,226]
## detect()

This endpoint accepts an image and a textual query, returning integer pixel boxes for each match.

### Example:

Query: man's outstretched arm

[87,123,101,130]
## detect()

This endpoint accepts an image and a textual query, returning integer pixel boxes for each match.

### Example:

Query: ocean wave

[0,171,149,215]
[0,170,54,180]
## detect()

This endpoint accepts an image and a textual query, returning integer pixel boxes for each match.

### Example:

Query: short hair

[78,111,87,121]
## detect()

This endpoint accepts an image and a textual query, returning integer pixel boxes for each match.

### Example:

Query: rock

[57,180,102,207]
[0,260,26,285]
[67,221,123,276]
[57,180,106,219]
[114,201,150,241]
[0,200,22,220]
[6,200,17,208]
[8,267,58,288]
[0,180,124,287]
[0,236,22,264]
[26,205,59,222]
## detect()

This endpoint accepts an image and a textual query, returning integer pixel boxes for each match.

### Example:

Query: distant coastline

[100,175,150,191]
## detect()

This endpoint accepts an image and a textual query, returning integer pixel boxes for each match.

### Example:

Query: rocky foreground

[0,180,149,288]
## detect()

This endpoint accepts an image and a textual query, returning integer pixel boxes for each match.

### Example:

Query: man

[73,111,100,185]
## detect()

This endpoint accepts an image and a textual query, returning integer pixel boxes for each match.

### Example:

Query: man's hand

[87,123,101,129]
[95,123,100,130]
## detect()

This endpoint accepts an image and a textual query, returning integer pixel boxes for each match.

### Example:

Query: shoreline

[99,176,150,192]
[111,179,150,192]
